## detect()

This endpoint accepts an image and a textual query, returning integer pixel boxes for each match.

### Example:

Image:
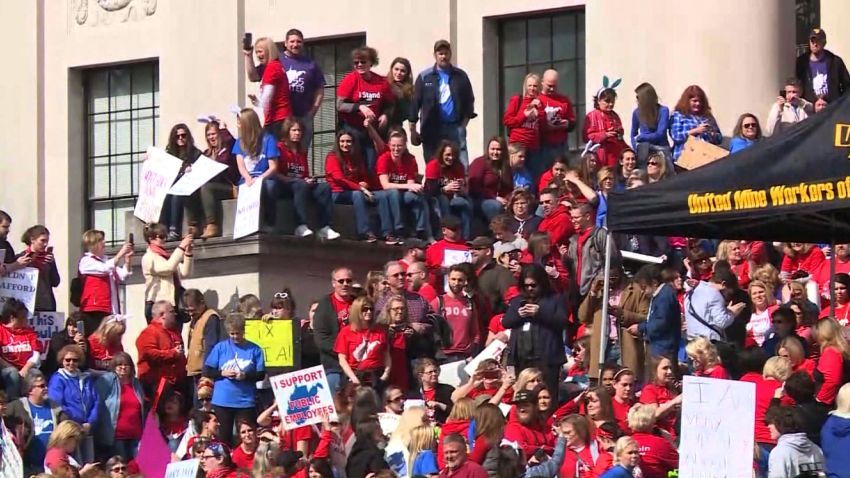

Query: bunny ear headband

[582,141,601,156]
[107,314,129,324]
[595,75,622,99]
[500,439,521,452]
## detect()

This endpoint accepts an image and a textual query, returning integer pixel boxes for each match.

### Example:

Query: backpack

[69,275,85,307]
[427,295,455,355]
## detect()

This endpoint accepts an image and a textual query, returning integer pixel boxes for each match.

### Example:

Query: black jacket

[14,254,60,312]
[312,294,342,372]
[407,383,455,424]
[346,439,389,478]
[795,49,850,103]
[409,64,476,143]
[502,294,568,367]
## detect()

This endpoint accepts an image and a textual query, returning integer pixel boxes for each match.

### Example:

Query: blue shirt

[231,133,280,184]
[513,168,534,190]
[437,68,457,122]
[412,450,439,476]
[27,401,54,468]
[205,339,266,408]
[729,136,755,154]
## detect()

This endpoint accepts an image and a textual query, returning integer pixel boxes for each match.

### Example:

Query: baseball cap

[810,28,826,42]
[494,240,522,258]
[441,215,461,230]
[434,39,452,52]
[276,450,304,470]
[512,390,535,404]
[467,236,494,250]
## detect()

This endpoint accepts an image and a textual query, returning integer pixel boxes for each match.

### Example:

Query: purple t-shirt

[280,53,325,117]
[810,58,829,97]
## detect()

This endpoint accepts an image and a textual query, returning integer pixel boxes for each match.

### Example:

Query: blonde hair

[377,295,407,326]
[715,240,739,262]
[238,108,263,158]
[523,73,540,93]
[447,397,474,421]
[763,356,792,381]
[81,229,105,252]
[685,337,720,369]
[626,403,656,433]
[515,367,543,391]
[407,424,436,478]
[596,166,615,184]
[507,142,526,158]
[748,280,776,306]
[815,318,850,358]
[93,316,126,345]
[255,37,279,63]
[778,337,806,366]
[613,436,639,459]
[47,420,83,449]
[348,296,373,332]
[752,263,780,290]
[390,406,426,448]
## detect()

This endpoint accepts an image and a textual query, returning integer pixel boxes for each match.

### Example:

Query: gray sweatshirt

[768,432,825,478]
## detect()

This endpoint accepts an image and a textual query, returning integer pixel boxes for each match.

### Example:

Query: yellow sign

[835,123,850,156]
[687,176,850,215]
[244,319,295,367]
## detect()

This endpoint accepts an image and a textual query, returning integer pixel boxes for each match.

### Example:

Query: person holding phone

[451,358,515,405]
[669,84,722,161]
[766,78,813,137]
[18,225,61,312]
[503,73,546,178]
[78,229,133,336]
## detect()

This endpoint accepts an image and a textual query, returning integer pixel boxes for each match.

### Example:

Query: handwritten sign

[164,458,200,478]
[168,155,228,196]
[679,376,755,478]
[244,319,294,367]
[134,147,184,223]
[28,311,64,351]
[464,331,511,376]
[233,180,263,240]
[378,412,401,436]
[0,268,39,313]
[270,365,337,430]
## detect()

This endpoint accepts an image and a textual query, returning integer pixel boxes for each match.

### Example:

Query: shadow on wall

[201,287,244,314]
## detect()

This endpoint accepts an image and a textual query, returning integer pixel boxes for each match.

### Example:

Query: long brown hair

[635,82,660,129]
[238,108,263,157]
[388,57,414,99]
[281,117,304,153]
[487,136,512,190]
[674,85,715,121]
[331,129,363,178]
[474,403,506,446]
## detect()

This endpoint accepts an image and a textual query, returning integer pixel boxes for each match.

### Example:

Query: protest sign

[378,412,401,436]
[464,331,511,376]
[438,360,468,387]
[271,365,337,430]
[244,319,294,367]
[29,311,64,351]
[168,155,228,196]
[0,421,22,478]
[165,458,200,478]
[134,147,184,223]
[403,399,425,410]
[679,376,755,478]
[233,180,263,240]
[0,268,38,313]
[677,136,729,171]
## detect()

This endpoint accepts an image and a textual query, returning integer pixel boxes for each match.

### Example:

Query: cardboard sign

[134,147,184,223]
[168,155,228,196]
[271,365,337,430]
[164,458,200,478]
[244,319,294,367]
[28,311,64,352]
[679,376,755,478]
[676,136,729,171]
[464,331,511,376]
[378,412,401,436]
[233,180,263,240]
[0,268,39,313]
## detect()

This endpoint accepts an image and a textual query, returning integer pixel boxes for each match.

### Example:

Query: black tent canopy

[607,93,850,243]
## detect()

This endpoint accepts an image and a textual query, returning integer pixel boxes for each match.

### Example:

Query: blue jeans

[436,195,473,240]
[343,124,377,173]
[756,443,774,478]
[259,177,281,227]
[475,197,504,223]
[424,123,468,170]
[384,189,429,235]
[326,371,343,396]
[163,194,184,232]
[280,179,333,228]
[526,148,546,183]
[334,190,380,237]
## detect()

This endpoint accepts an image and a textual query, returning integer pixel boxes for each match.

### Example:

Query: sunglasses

[405,272,419,277]
[353,60,368,66]
[274,292,290,299]
[647,161,659,166]
[176,133,188,139]
[64,357,80,363]
[336,278,353,284]
[112,466,128,472]
[387,396,404,403]
[362,307,372,312]
[742,123,758,129]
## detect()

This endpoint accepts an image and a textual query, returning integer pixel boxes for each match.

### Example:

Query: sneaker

[294,225,314,238]
[166,230,180,242]
[318,226,341,240]
[365,233,378,243]
[384,235,399,245]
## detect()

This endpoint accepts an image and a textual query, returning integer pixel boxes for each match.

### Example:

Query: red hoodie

[538,204,575,247]
[503,418,553,458]
[425,239,470,290]
[739,372,781,444]
[503,95,543,151]
[781,246,826,275]
[437,419,471,468]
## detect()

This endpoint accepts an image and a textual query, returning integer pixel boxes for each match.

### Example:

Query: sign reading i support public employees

[270,365,337,431]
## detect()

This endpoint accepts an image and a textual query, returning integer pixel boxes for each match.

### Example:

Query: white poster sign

[164,458,200,478]
[134,147,184,223]
[168,155,228,196]
[464,331,511,376]
[378,412,401,436]
[233,180,263,240]
[270,365,338,430]
[438,360,468,387]
[679,376,756,478]
[29,311,64,352]
[0,268,39,313]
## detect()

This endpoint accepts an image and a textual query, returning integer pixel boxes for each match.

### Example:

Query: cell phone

[128,233,134,246]
[519,300,528,308]
[506,366,516,376]
[779,89,786,98]
[46,246,53,254]
[242,32,253,51]
[76,320,85,335]
[482,369,501,379]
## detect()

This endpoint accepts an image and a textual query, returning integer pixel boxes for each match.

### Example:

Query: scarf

[24,245,48,270]
[205,464,237,478]
[149,243,182,292]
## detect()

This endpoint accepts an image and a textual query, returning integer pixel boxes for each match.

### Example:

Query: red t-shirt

[423,387,436,402]
[376,152,418,184]
[739,372,782,444]
[431,294,479,355]
[115,381,143,440]
[696,364,730,380]
[333,325,388,371]
[231,445,256,470]
[468,386,513,404]
[639,383,678,439]
[260,59,292,125]
[611,397,633,434]
[0,325,40,369]
[278,144,309,179]
[632,431,679,478]
[88,334,124,371]
[488,314,506,334]
[329,293,353,327]
[280,424,316,452]
[388,331,409,390]
[337,71,394,129]
[425,159,466,188]
[325,152,374,192]
[417,283,439,303]
[539,92,576,146]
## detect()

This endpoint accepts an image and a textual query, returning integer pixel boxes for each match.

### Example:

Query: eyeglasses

[422,369,439,375]
[742,123,758,129]
[335,278,353,284]
[353,60,368,65]
[63,357,80,363]
[111,466,127,472]
[647,161,659,166]
[405,272,419,277]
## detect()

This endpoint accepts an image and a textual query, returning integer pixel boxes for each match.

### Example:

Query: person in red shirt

[452,359,514,405]
[407,261,438,303]
[336,46,395,172]
[686,337,730,379]
[738,349,783,469]
[334,297,391,388]
[379,295,413,390]
[503,389,554,458]
[777,337,816,377]
[134,301,188,403]
[539,69,577,164]
[813,318,849,406]
[0,298,41,399]
[256,38,291,139]
[780,243,826,304]
[424,216,470,290]
[639,357,682,440]
[820,273,850,323]
[468,136,513,222]
[813,243,850,302]
[610,368,636,434]
[583,85,628,169]
[440,433,488,478]
[537,188,575,248]
[523,231,570,294]
[430,265,480,360]
[231,420,259,470]
[503,73,545,179]
[425,141,473,240]
[557,414,608,478]
[87,315,126,371]
[537,155,570,196]
[377,129,430,244]
[627,404,679,478]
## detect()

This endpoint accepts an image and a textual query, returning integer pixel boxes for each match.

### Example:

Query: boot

[187,223,198,236]
[201,223,220,239]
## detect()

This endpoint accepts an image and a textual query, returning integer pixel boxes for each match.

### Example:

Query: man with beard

[399,238,427,272]
[431,265,480,362]
[469,236,515,314]
[407,261,438,302]
[376,261,434,359]
[503,389,554,457]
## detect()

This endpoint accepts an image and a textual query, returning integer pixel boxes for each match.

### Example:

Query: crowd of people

[0,23,850,478]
